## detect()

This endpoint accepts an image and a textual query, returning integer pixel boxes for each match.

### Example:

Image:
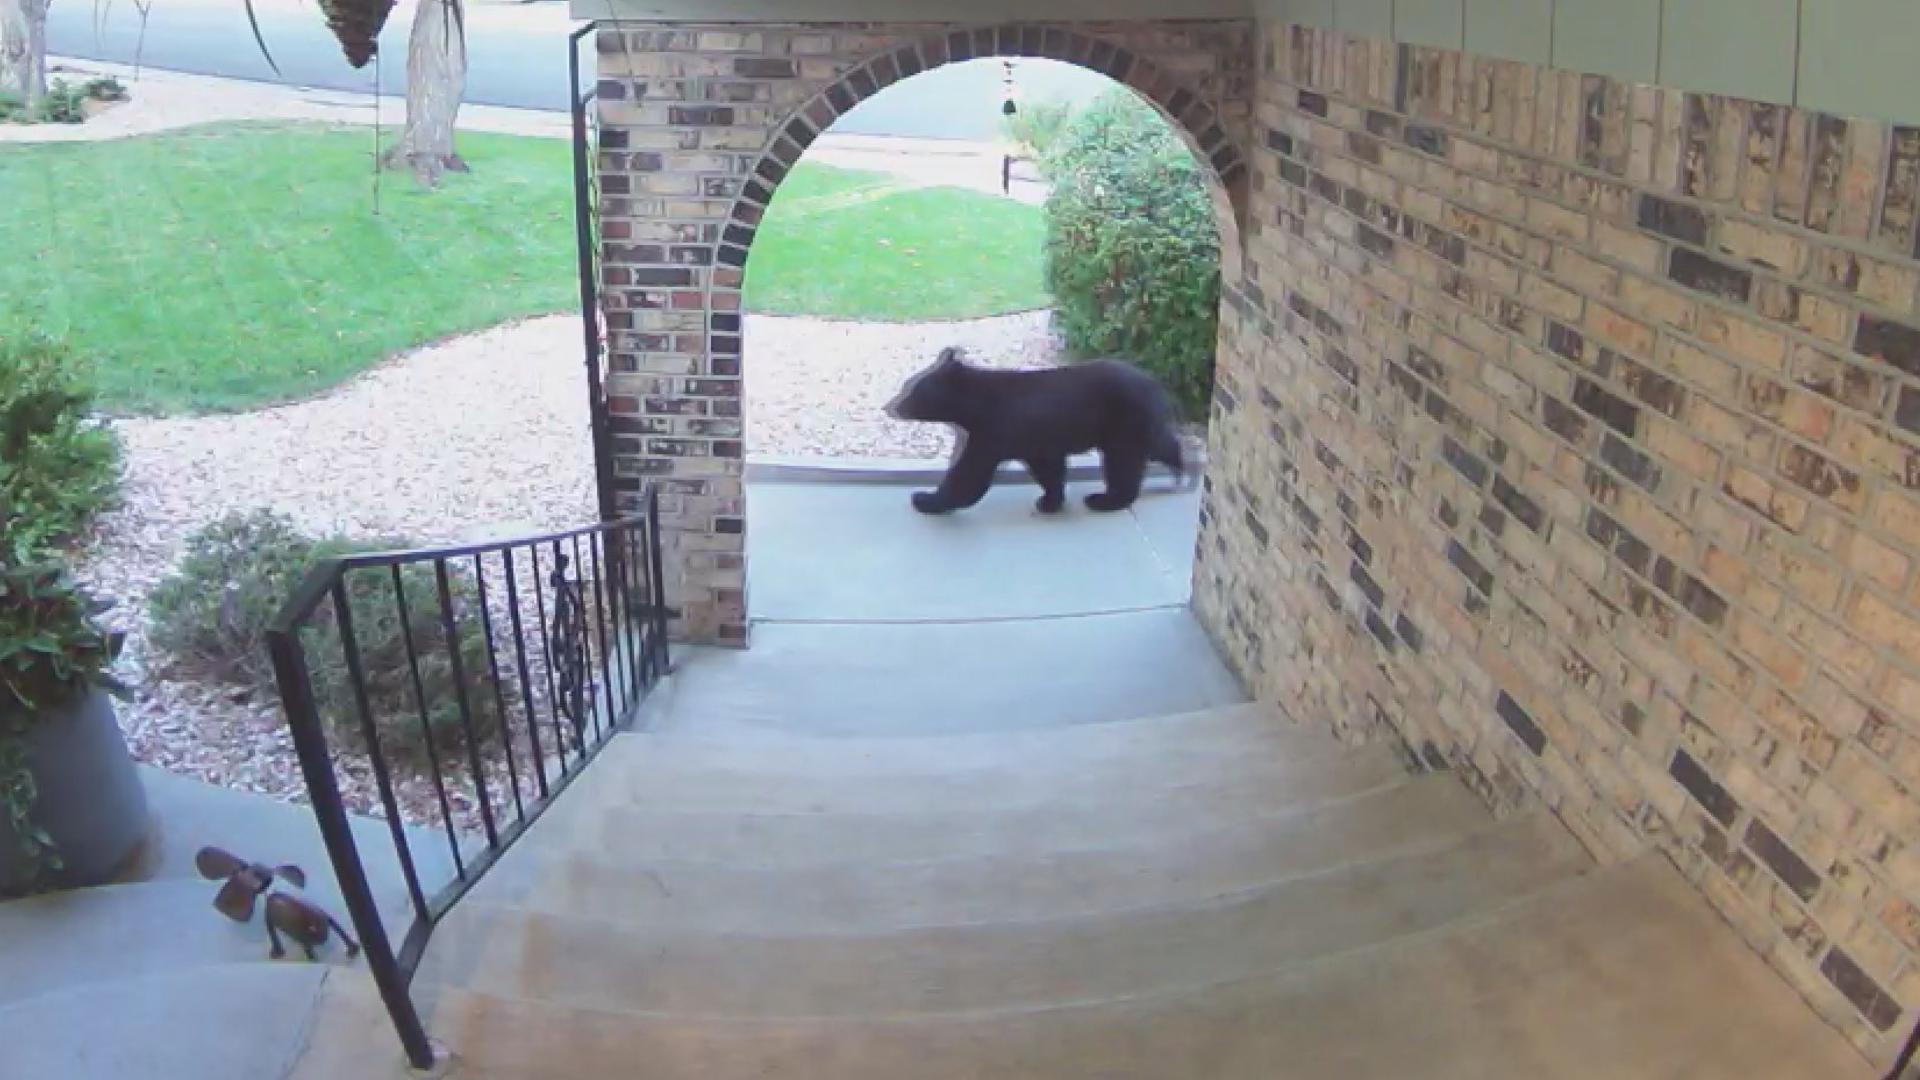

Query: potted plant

[0,556,146,895]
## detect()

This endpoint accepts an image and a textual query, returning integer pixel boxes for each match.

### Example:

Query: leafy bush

[148,510,498,765]
[0,330,121,558]
[0,78,129,125]
[83,77,129,104]
[34,81,90,124]
[1041,90,1221,418]
[1001,99,1073,160]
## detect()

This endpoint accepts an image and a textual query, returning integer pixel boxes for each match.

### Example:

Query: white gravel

[746,309,1064,461]
[79,309,1060,821]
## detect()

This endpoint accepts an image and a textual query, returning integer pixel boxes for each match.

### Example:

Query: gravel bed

[745,309,1065,460]
[78,309,1060,827]
[78,316,597,825]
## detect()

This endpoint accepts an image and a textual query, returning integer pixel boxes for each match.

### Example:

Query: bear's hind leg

[1086,444,1146,512]
[913,442,1000,514]
[1025,455,1068,514]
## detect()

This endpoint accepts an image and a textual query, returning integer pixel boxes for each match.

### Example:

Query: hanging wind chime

[1000,60,1018,196]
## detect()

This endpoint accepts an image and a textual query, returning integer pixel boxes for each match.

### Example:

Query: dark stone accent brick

[1424,387,1454,424]
[1493,476,1546,533]
[1600,433,1662,491]
[1780,443,1862,504]
[1290,495,1322,535]
[597,79,627,101]
[1496,691,1547,755]
[630,268,694,287]
[716,245,748,268]
[743,178,774,205]
[710,313,741,333]
[1438,498,1460,529]
[1405,123,1447,157]
[1347,131,1383,165]
[1745,819,1822,902]
[1668,248,1754,301]
[1616,357,1686,417]
[1897,385,1920,436]
[847,67,878,99]
[1441,436,1489,487]
[1406,346,1445,386]
[1324,348,1359,385]
[1343,187,1374,219]
[1546,321,1586,361]
[945,29,974,61]
[1297,90,1328,117]
[1365,110,1403,140]
[1857,315,1920,378]
[1395,614,1423,653]
[1573,378,1640,435]
[1447,540,1494,596]
[893,46,924,78]
[1357,223,1396,258]
[753,156,788,185]
[1278,159,1308,188]
[1243,510,1270,547]
[1350,562,1384,609]
[715,516,745,535]
[1820,948,1904,1032]
[1312,571,1341,610]
[669,106,734,126]
[1636,194,1709,245]
[1479,503,1507,537]
[722,224,754,248]
[1309,171,1341,203]
[734,58,795,78]
[1670,750,1740,826]
[1365,610,1397,649]
[1387,362,1422,401]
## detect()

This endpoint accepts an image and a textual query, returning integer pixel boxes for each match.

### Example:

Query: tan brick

[1850,532,1913,592]
[1659,335,1743,398]
[1618,275,1699,332]
[1552,246,1621,298]
[1851,589,1920,667]
[1716,217,1808,276]
[1527,197,1591,243]
[1779,600,1879,687]
[1583,303,1656,358]
[1520,273,1584,320]
[1724,466,1809,532]
[1643,416,1722,482]
[1871,490,1920,551]
[1733,614,1812,687]
[1595,220,1665,275]
[1696,308,1789,372]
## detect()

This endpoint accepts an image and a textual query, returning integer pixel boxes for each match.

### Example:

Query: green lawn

[0,123,576,414]
[0,128,1048,416]
[744,162,1050,321]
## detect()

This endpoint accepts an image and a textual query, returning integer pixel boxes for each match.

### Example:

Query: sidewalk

[0,57,571,145]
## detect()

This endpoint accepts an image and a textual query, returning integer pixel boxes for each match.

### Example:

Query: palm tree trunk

[379,0,467,187]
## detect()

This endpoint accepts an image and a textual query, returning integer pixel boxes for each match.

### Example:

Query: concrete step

[618,701,1355,777]
[644,610,1247,739]
[0,877,370,1008]
[586,736,1409,815]
[467,776,1495,932]
[418,814,1585,1019]
[0,962,329,1080]
[546,751,1412,865]
[293,857,1866,1079]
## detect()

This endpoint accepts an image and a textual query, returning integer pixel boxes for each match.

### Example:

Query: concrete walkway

[648,478,1239,740]
[746,479,1200,622]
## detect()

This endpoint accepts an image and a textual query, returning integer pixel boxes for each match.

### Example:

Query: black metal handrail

[266,493,669,1069]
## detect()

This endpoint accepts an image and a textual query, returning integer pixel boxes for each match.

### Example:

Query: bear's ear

[936,346,964,368]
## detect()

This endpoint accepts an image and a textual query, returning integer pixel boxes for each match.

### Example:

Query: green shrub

[1041,90,1221,418]
[0,330,121,558]
[1001,99,1073,160]
[83,77,129,104]
[148,510,499,765]
[33,81,89,124]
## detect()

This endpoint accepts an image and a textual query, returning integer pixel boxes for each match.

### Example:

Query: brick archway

[592,19,1253,645]
[711,24,1250,279]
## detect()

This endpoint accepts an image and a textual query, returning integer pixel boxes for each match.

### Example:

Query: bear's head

[886,347,972,423]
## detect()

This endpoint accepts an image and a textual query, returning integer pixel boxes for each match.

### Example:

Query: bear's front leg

[912,443,999,515]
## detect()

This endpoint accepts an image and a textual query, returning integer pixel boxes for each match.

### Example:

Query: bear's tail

[1152,428,1198,491]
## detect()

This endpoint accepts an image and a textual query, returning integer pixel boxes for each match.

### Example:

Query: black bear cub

[887,347,1190,515]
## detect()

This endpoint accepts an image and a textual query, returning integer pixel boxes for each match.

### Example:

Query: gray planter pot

[0,689,149,895]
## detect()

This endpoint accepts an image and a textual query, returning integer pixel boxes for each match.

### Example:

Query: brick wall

[593,20,1253,645]
[1196,20,1920,1063]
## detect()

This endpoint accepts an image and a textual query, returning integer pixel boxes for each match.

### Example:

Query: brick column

[593,20,1253,646]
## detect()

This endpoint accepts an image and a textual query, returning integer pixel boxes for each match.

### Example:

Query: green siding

[1551,0,1660,81]
[1337,0,1395,38]
[1464,0,1552,64]
[1395,0,1465,48]
[1799,0,1920,123]
[1661,0,1797,104]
